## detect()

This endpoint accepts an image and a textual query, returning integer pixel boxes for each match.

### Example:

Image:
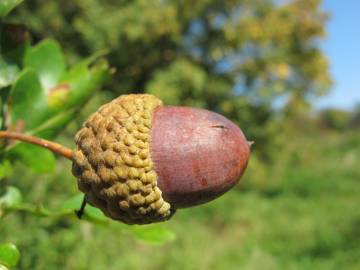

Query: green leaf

[8,49,109,133]
[58,193,84,212]
[5,49,110,173]
[0,243,20,268]
[24,39,66,90]
[0,186,22,218]
[0,0,23,18]
[60,51,110,109]
[9,69,47,130]
[9,143,55,173]
[0,186,22,209]
[130,224,176,245]
[59,194,108,224]
[29,109,76,139]
[4,109,73,173]
[0,159,12,180]
[0,264,9,270]
[0,194,105,222]
[0,57,19,88]
[83,204,108,224]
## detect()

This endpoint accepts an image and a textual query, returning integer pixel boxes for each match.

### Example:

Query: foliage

[0,0,22,18]
[13,0,332,155]
[0,243,20,269]
[2,0,357,269]
[349,103,360,129]
[319,108,351,131]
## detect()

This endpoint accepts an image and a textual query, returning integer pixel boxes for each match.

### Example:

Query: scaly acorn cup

[0,94,250,225]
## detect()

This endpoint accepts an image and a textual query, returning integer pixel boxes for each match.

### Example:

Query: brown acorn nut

[71,94,250,224]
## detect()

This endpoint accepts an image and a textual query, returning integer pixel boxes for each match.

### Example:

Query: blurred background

[1,0,359,269]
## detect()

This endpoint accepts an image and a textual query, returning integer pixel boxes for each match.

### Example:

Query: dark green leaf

[24,39,65,90]
[0,0,23,18]
[0,87,10,130]
[0,243,20,268]
[9,69,47,130]
[130,224,176,245]
[1,24,30,67]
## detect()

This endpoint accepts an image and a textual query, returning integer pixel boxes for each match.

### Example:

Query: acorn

[0,94,250,225]
[72,94,250,224]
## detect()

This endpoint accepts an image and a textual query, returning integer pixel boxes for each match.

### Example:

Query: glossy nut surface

[150,106,250,208]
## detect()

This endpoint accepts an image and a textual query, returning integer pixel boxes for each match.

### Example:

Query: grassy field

[1,131,359,270]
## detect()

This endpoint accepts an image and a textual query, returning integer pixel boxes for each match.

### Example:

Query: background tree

[319,108,351,131]
[14,0,332,157]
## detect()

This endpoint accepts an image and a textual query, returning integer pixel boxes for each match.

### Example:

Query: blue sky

[315,0,360,110]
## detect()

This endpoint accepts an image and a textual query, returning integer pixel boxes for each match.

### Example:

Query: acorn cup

[0,94,250,225]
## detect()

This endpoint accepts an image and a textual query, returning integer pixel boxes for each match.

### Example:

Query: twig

[0,131,73,160]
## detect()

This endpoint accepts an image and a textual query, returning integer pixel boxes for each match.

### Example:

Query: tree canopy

[16,0,331,104]
[13,0,332,157]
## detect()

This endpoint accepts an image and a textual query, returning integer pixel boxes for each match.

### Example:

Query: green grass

[1,131,359,269]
